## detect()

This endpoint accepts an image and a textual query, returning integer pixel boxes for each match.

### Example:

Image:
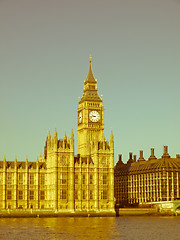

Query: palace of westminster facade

[0,59,115,213]
[0,59,179,212]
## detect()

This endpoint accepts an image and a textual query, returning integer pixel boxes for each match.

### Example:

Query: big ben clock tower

[77,56,105,156]
[77,57,115,213]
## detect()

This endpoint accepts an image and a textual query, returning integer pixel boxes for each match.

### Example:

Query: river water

[0,216,180,240]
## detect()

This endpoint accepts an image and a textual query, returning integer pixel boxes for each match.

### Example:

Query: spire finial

[54,128,57,137]
[89,54,92,63]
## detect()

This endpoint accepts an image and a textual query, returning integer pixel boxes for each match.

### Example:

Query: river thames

[0,216,180,240]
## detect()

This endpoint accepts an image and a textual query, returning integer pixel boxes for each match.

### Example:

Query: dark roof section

[115,156,180,174]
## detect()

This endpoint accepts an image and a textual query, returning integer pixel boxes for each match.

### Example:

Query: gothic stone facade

[0,60,115,214]
[115,146,180,207]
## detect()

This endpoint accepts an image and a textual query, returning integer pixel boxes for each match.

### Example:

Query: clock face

[79,111,82,123]
[89,111,100,122]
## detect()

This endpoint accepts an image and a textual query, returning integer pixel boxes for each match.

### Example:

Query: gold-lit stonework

[0,59,115,215]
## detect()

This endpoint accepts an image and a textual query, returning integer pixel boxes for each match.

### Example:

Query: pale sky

[0,0,180,164]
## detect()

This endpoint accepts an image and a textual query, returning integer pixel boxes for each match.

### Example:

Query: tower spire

[85,55,96,83]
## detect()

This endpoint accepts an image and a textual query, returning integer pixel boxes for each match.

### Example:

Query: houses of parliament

[0,58,115,214]
[0,58,179,214]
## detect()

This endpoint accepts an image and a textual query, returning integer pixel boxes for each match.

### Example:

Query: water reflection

[0,216,180,240]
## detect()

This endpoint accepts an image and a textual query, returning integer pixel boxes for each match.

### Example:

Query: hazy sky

[0,0,179,164]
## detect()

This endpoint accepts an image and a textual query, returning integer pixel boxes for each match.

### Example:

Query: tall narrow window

[30,174,34,185]
[60,190,67,199]
[103,174,107,185]
[7,174,12,185]
[40,190,45,200]
[75,190,78,200]
[60,173,67,184]
[83,190,86,200]
[7,190,12,200]
[62,156,67,166]
[40,174,45,185]
[30,190,34,200]
[101,157,107,166]
[18,174,23,185]
[101,190,107,199]
[18,190,23,200]
[90,190,93,200]
[82,174,86,184]
[75,174,78,184]
[90,174,93,184]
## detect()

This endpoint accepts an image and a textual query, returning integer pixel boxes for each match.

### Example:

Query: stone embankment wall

[116,208,157,216]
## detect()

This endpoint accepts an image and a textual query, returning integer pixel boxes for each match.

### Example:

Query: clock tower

[77,57,115,213]
[77,57,105,156]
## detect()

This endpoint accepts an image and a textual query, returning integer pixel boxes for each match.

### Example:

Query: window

[83,190,86,200]
[62,156,67,165]
[101,157,107,166]
[101,190,107,200]
[60,173,67,184]
[7,190,12,200]
[90,190,93,200]
[101,174,107,185]
[30,174,34,185]
[18,174,23,185]
[90,174,93,184]
[82,174,86,184]
[60,190,67,199]
[103,174,107,185]
[30,190,34,200]
[7,174,12,185]
[75,190,78,200]
[40,190,45,200]
[75,174,78,184]
[18,190,23,200]
[40,174,45,185]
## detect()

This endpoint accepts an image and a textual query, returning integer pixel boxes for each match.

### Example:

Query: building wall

[0,132,114,212]
[115,147,180,207]
[0,159,47,209]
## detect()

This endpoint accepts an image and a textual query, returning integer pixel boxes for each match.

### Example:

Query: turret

[47,130,51,149]
[54,128,58,150]
[36,156,39,170]
[110,130,114,152]
[54,128,57,141]
[26,157,28,169]
[70,129,74,151]
[102,132,106,150]
[3,156,6,169]
[63,131,67,141]
[63,131,67,149]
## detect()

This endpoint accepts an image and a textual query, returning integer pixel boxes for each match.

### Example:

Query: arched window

[101,157,107,166]
[62,155,66,165]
